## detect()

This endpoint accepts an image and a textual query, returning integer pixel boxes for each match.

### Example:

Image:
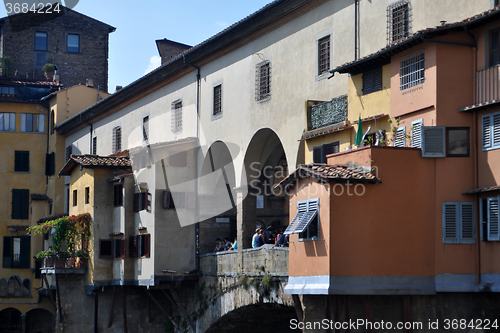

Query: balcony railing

[41,257,87,269]
[307,95,348,131]
[476,65,500,105]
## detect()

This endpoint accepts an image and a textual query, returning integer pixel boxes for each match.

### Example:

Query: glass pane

[35,52,47,70]
[26,114,33,132]
[0,113,4,131]
[67,34,79,53]
[38,114,45,132]
[448,129,469,155]
[35,32,47,51]
[9,87,15,95]
[9,114,15,131]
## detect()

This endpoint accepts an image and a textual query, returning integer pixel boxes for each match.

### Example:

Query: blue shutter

[422,126,445,157]
[284,201,308,235]
[493,114,500,148]
[460,203,475,244]
[442,203,458,243]
[483,115,492,150]
[294,199,319,233]
[487,197,500,241]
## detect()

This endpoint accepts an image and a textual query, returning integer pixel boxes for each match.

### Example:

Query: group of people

[214,237,237,252]
[252,228,288,248]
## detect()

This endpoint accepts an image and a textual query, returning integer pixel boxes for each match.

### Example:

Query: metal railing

[476,65,500,105]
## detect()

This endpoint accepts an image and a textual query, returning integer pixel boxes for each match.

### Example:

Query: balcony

[40,256,87,274]
[476,65,500,105]
[307,95,348,131]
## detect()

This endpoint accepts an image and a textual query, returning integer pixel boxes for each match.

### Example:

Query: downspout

[79,113,93,154]
[183,55,201,272]
[354,0,358,60]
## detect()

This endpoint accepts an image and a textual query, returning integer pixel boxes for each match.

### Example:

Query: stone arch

[204,303,296,333]
[25,308,55,333]
[7,275,22,297]
[0,307,22,332]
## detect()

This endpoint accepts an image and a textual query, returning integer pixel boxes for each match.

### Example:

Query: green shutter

[19,236,30,269]
[14,151,29,172]
[3,236,12,268]
[12,189,29,220]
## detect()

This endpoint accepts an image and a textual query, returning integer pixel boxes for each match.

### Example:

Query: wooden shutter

[129,235,138,258]
[99,239,112,259]
[362,70,373,94]
[144,234,151,258]
[422,126,445,157]
[133,193,139,212]
[313,146,323,164]
[45,152,55,176]
[3,236,12,268]
[411,119,423,148]
[483,115,492,150]
[121,238,126,259]
[19,236,30,268]
[323,143,339,162]
[442,203,458,243]
[460,203,475,244]
[487,197,500,241]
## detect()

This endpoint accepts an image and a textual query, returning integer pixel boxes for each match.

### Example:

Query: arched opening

[0,308,22,333]
[240,128,289,249]
[198,141,238,254]
[205,303,296,333]
[7,276,21,297]
[25,308,55,333]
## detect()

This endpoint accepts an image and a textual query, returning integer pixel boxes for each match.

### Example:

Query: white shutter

[442,202,458,243]
[284,201,308,235]
[394,126,406,147]
[411,119,423,148]
[422,126,445,157]
[294,199,319,234]
[487,197,500,241]
[482,115,492,150]
[460,202,475,244]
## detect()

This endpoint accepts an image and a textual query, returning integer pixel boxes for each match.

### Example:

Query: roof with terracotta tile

[331,6,500,76]
[59,154,131,176]
[276,163,379,190]
[463,185,500,195]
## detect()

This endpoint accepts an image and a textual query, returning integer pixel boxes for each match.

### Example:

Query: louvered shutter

[487,197,500,241]
[121,238,126,259]
[294,199,319,233]
[313,146,323,164]
[460,203,475,244]
[129,235,138,258]
[442,203,459,243]
[373,67,382,91]
[19,236,30,268]
[323,143,336,162]
[3,237,12,268]
[493,114,500,148]
[483,115,492,150]
[284,201,308,235]
[411,119,423,148]
[362,71,374,95]
[144,234,151,258]
[12,189,29,220]
[422,126,445,157]
[394,126,406,147]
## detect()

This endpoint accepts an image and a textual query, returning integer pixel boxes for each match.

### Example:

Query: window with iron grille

[399,51,424,90]
[113,126,122,153]
[143,116,149,142]
[213,84,222,117]
[387,0,412,44]
[318,36,330,76]
[93,137,97,155]
[256,61,271,101]
[171,100,182,132]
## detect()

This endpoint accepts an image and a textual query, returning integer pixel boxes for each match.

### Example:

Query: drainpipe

[354,0,359,60]
[183,55,201,272]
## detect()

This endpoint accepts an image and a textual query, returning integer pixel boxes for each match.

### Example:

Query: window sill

[298,237,321,242]
[315,73,330,82]
[212,113,223,121]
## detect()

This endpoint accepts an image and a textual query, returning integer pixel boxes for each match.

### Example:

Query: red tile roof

[276,163,379,190]
[463,185,500,195]
[59,154,131,176]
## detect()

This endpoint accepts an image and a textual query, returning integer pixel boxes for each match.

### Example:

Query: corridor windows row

[0,276,31,298]
[35,31,80,53]
[0,113,45,132]
[99,234,150,259]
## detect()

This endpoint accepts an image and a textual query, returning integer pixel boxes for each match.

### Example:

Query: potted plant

[42,62,55,80]
[75,249,89,268]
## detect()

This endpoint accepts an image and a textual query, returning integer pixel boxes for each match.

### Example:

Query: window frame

[112,126,122,153]
[99,239,113,259]
[411,119,423,148]
[20,114,45,133]
[399,50,424,91]
[34,31,48,51]
[85,187,90,205]
[14,151,29,172]
[481,197,500,241]
[72,189,77,207]
[92,137,97,155]
[316,32,332,79]
[394,126,406,147]
[113,238,126,259]
[387,0,412,44]
[256,60,271,102]
[65,145,72,162]
[114,184,123,207]
[313,141,339,164]
[482,111,500,151]
[171,99,183,132]
[66,33,80,53]
[442,202,476,244]
[0,113,16,132]
[446,127,470,157]
[11,189,29,220]
[362,67,383,95]
[213,84,222,120]
[142,115,149,142]
[284,198,320,241]
[3,236,30,269]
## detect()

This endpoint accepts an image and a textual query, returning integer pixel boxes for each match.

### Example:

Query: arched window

[8,276,22,297]
[22,278,31,297]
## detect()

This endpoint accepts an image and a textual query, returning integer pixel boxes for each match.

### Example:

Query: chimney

[86,79,94,87]
[115,86,123,92]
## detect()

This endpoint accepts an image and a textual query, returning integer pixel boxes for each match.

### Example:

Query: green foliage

[42,62,55,72]
[387,118,413,146]
[0,57,13,77]
[258,265,265,272]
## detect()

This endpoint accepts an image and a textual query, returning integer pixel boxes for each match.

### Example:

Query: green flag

[355,114,363,146]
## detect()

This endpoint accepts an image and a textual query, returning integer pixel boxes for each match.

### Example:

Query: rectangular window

[35,32,47,51]
[362,67,382,95]
[482,197,500,241]
[143,116,149,142]
[256,61,271,101]
[72,190,77,207]
[133,190,149,212]
[113,126,122,153]
[0,86,15,95]
[171,100,183,132]
[92,137,97,155]
[85,187,90,204]
[399,51,424,90]
[411,119,423,148]
[318,35,331,75]
[99,239,112,259]
[3,236,30,269]
[213,85,222,117]
[0,113,16,131]
[490,29,500,67]
[67,34,79,53]
[20,114,44,132]
[313,142,339,164]
[113,239,126,259]
[482,111,500,150]
[387,0,411,44]
[446,127,470,157]
[129,234,150,258]
[113,184,123,207]
[11,189,29,220]
[394,126,406,147]
[284,199,319,241]
[34,52,47,72]
[14,151,29,172]
[45,152,55,176]
[442,202,475,244]
[65,146,72,162]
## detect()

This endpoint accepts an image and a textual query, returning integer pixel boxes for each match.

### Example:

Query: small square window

[67,34,79,53]
[35,32,47,51]
[213,85,222,117]
[447,127,470,157]
[362,67,382,95]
